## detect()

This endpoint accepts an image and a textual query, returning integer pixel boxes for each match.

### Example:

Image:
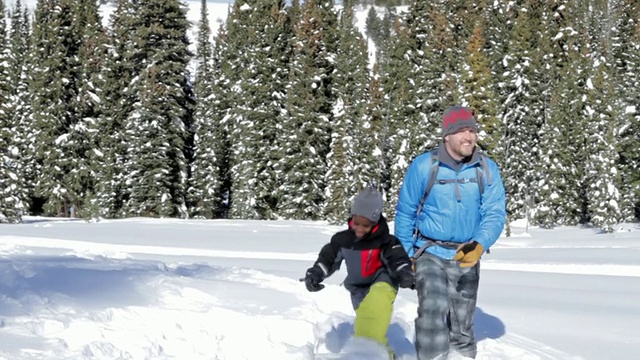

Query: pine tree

[73,0,109,219]
[378,17,417,218]
[447,0,484,53]
[364,6,383,46]
[7,3,34,216]
[582,0,621,231]
[408,0,457,150]
[0,0,26,222]
[460,21,501,158]
[611,0,640,221]
[500,4,544,221]
[277,0,338,219]
[365,64,388,200]
[324,3,372,222]
[482,1,518,227]
[120,0,193,217]
[535,0,588,227]
[94,0,141,218]
[188,0,220,219]
[223,0,290,219]
[30,0,88,216]
[584,59,621,232]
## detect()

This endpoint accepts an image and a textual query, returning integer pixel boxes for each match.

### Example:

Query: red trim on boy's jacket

[360,248,382,277]
[347,218,383,277]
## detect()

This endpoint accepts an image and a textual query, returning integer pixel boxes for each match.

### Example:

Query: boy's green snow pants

[353,281,397,358]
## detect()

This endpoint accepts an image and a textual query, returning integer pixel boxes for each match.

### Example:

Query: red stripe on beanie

[443,107,474,129]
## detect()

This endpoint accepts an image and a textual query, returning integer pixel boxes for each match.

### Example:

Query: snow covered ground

[0,216,638,359]
[2,1,638,357]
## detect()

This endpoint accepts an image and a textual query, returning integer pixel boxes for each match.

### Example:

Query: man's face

[445,127,478,160]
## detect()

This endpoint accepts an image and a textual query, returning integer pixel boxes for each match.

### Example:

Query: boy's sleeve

[314,235,342,278]
[382,235,412,272]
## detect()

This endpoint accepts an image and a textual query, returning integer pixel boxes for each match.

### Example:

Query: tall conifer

[120,0,193,217]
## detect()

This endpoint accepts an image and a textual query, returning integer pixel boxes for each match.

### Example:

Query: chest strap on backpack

[413,234,464,260]
[411,148,492,250]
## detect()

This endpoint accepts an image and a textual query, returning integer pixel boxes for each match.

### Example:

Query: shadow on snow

[321,307,505,357]
[0,254,221,315]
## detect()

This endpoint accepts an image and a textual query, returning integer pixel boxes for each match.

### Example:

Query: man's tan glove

[453,241,484,267]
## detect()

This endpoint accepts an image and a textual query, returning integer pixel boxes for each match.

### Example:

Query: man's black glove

[304,266,325,292]
[395,265,415,289]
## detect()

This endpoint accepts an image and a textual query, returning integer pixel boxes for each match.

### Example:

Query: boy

[303,187,415,359]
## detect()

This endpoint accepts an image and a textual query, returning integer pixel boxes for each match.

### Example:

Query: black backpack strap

[476,152,492,197]
[476,167,485,196]
[412,149,439,240]
[415,149,439,218]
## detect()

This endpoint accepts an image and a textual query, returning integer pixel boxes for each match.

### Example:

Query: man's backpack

[410,148,494,258]
[414,148,493,219]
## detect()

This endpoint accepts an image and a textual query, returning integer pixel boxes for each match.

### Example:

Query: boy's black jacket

[313,216,411,291]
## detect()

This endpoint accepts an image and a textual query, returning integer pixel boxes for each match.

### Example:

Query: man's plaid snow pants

[414,252,480,360]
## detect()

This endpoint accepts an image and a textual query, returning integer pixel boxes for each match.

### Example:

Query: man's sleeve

[394,154,429,257]
[475,159,507,250]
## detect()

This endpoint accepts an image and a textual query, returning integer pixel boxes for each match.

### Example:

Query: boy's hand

[304,266,325,292]
[453,241,484,267]
[395,265,415,289]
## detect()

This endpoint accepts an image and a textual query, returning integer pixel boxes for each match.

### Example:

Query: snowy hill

[0,217,638,359]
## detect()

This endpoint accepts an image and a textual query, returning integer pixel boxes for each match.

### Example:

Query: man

[394,106,506,360]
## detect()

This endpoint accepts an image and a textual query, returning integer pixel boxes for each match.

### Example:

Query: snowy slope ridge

[2,235,638,277]
[0,217,638,359]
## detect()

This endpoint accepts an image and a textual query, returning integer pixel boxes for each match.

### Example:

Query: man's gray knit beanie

[351,188,384,223]
[442,105,478,137]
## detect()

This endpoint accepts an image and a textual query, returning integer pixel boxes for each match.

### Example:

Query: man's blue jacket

[394,146,507,260]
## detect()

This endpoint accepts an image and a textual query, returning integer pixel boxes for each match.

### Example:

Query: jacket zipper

[365,249,373,273]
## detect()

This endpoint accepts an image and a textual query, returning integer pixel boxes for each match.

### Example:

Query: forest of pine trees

[0,0,638,233]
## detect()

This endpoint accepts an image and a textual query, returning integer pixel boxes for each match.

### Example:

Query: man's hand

[453,241,484,268]
[304,266,325,292]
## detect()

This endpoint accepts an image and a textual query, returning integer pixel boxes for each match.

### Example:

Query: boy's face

[351,215,376,238]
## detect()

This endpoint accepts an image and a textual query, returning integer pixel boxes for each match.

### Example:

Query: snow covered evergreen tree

[535,0,587,227]
[581,0,621,232]
[188,0,221,219]
[120,0,193,217]
[94,0,144,218]
[277,0,338,219]
[0,0,26,222]
[611,0,640,221]
[73,0,109,219]
[324,3,372,222]
[378,18,416,218]
[30,0,92,217]
[404,0,453,151]
[500,3,545,221]
[7,3,33,217]
[460,22,501,158]
[222,0,291,219]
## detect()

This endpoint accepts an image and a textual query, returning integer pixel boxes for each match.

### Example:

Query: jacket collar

[437,141,481,169]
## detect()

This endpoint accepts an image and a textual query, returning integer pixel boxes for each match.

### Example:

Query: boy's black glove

[304,266,325,292]
[395,265,415,289]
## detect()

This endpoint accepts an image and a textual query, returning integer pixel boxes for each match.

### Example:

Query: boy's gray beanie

[351,188,384,223]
